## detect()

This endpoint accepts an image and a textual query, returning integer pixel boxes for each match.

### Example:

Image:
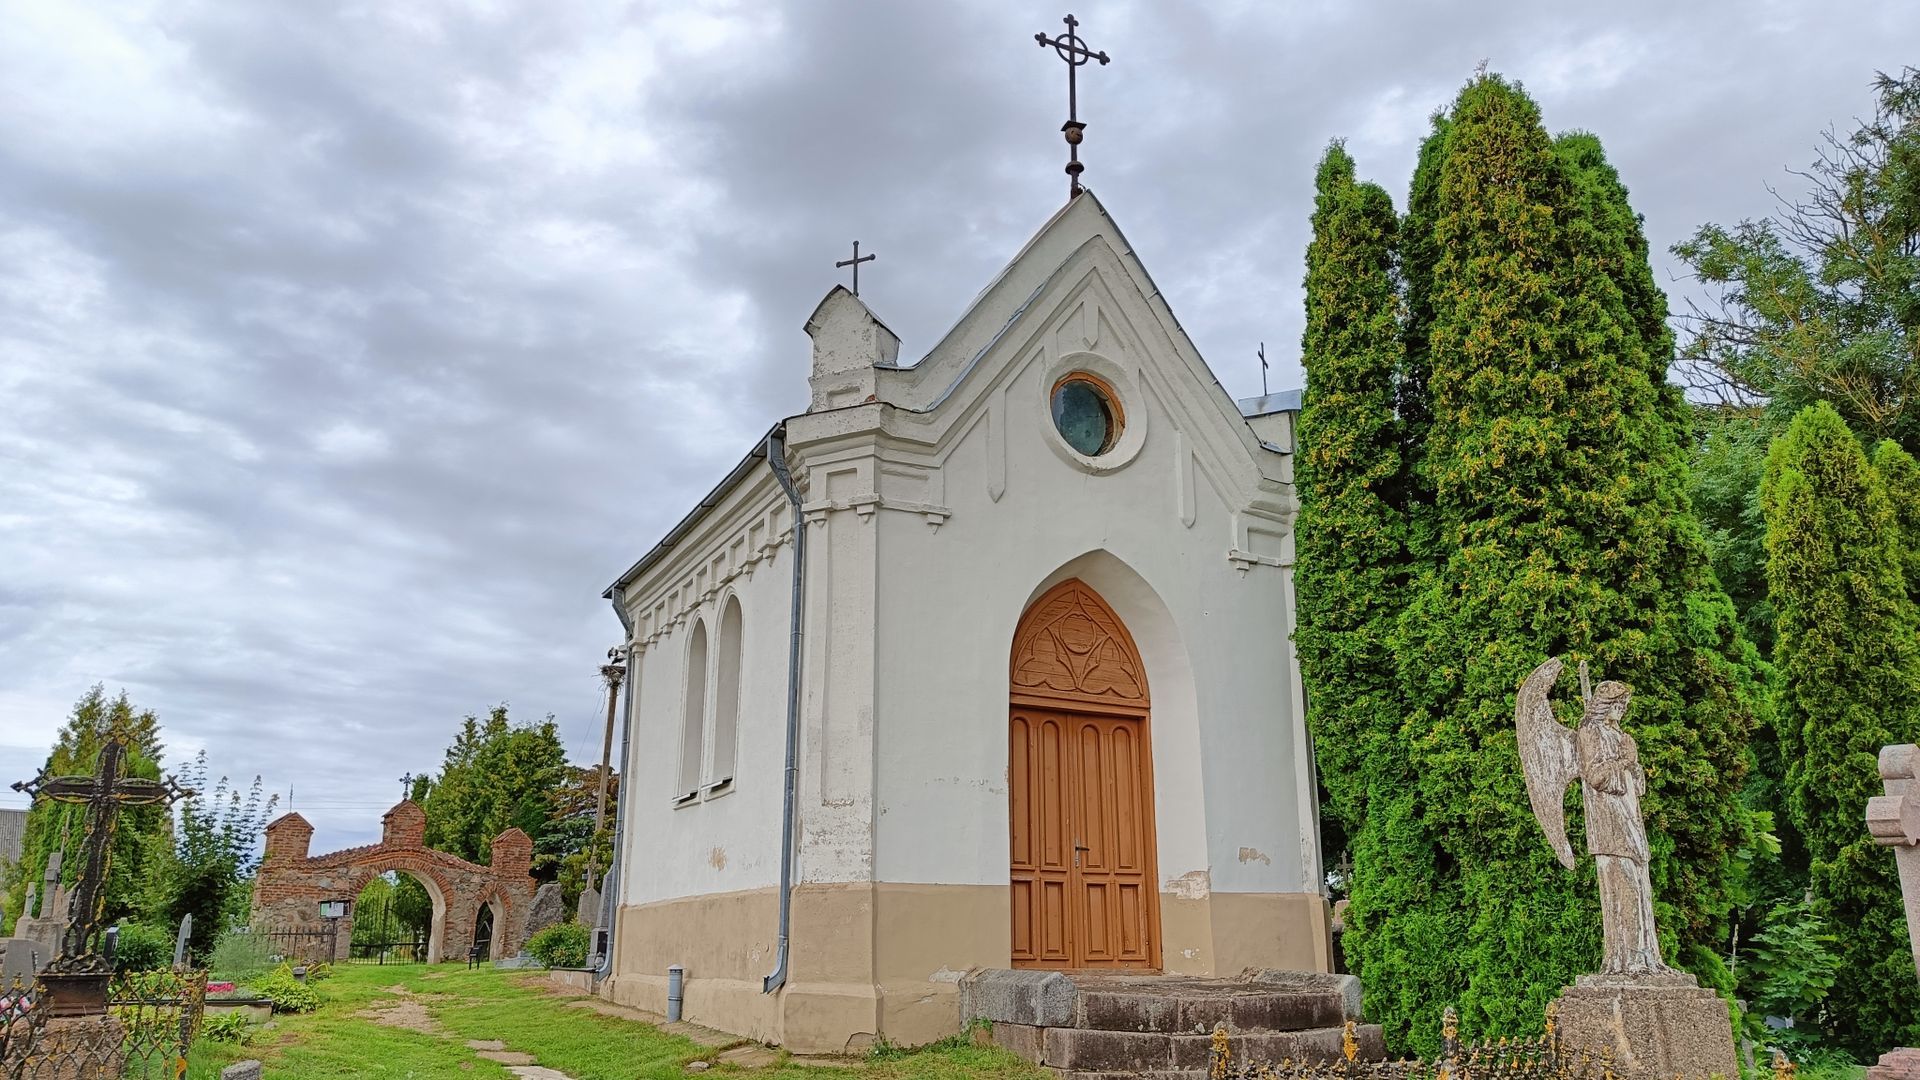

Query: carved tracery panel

[1010,579,1149,710]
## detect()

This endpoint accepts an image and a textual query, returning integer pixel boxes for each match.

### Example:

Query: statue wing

[1515,657,1580,870]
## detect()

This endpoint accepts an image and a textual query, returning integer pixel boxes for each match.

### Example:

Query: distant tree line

[360,704,617,945]
[1,686,276,965]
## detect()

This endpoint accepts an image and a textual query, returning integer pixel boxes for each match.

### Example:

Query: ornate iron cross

[836,240,876,296]
[1035,14,1110,199]
[12,724,191,974]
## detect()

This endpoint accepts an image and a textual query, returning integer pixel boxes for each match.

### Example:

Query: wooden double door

[1008,580,1160,970]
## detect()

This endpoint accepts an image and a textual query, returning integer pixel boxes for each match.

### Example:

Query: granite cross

[1867,743,1920,980]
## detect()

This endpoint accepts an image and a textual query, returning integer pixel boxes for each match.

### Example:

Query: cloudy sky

[2,0,1913,849]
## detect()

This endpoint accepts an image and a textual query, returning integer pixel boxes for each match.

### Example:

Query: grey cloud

[2,0,1913,846]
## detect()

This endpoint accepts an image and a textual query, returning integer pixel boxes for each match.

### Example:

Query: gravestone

[1865,744,1920,1080]
[221,1061,264,1080]
[2,937,45,987]
[524,883,565,939]
[172,913,193,969]
[10,851,66,964]
[575,883,600,928]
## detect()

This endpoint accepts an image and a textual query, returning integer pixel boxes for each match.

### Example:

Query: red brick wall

[251,803,535,963]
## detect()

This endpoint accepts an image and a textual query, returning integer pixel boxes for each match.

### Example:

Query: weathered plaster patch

[1164,869,1210,900]
[1237,846,1272,866]
[708,847,727,870]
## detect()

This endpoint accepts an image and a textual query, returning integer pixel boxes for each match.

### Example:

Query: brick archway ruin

[253,800,536,963]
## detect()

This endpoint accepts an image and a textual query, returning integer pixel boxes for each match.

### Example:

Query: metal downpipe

[763,427,805,994]
[594,590,638,979]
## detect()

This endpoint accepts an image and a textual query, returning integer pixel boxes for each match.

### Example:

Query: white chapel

[598,191,1327,1052]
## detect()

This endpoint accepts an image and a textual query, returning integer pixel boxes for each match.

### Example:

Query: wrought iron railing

[347,938,429,965]
[1208,1004,1794,1080]
[253,926,339,965]
[1,969,206,1080]
[1207,1004,1615,1080]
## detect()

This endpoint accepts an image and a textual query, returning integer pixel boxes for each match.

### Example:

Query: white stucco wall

[609,191,1317,933]
[616,473,796,907]
[851,288,1312,900]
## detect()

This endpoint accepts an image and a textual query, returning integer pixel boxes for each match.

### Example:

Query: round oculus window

[1050,375,1122,457]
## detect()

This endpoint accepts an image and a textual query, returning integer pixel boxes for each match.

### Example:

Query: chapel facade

[600,192,1325,1052]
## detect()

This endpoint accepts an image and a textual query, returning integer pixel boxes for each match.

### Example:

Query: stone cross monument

[1864,744,1920,1080]
[1514,657,1739,1080]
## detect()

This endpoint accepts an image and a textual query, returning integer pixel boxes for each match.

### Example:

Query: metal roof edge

[602,421,784,599]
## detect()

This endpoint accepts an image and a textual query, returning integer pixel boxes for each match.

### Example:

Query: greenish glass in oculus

[1051,377,1118,456]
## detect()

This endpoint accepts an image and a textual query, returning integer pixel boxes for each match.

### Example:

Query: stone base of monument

[1866,1047,1920,1080]
[5,1014,129,1080]
[1555,972,1738,1080]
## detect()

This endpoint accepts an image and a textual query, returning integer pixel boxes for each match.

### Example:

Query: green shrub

[207,931,274,983]
[201,1011,253,1044]
[253,963,321,1014]
[525,923,589,968]
[112,923,172,973]
[303,962,333,983]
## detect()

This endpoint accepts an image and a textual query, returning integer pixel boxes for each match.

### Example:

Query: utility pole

[590,648,627,889]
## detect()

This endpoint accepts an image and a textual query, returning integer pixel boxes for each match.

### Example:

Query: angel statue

[1515,656,1673,976]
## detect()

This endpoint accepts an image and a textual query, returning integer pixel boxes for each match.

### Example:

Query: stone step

[986,1020,1388,1074]
[961,968,1362,1035]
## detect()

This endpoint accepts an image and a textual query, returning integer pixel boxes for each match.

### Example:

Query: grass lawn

[187,963,1044,1080]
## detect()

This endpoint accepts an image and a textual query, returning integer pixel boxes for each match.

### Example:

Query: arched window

[711,597,743,786]
[679,620,708,799]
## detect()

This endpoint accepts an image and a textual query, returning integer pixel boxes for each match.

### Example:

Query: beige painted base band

[603,883,1330,1053]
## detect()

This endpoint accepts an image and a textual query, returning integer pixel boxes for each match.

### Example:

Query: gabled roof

[853,189,1290,503]
[607,189,1298,599]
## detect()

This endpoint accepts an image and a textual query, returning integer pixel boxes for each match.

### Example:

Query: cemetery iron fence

[251,925,339,966]
[1,968,207,1080]
[1206,1003,1794,1080]
[347,938,430,965]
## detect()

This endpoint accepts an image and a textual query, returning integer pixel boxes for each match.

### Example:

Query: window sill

[670,779,735,808]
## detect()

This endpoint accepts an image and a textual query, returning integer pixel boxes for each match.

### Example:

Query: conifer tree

[1387,75,1762,1042]
[1294,141,1405,827]
[1874,439,1920,606]
[1763,404,1920,1051]
[1395,115,1450,560]
[2,687,170,932]
[1554,132,1692,434]
[1291,143,1452,1022]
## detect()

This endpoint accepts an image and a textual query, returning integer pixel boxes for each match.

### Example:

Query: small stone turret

[489,828,532,881]
[263,814,313,864]
[381,801,427,848]
[805,285,899,412]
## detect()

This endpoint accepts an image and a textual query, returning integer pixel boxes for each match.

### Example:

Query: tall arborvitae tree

[3,687,170,932]
[1386,75,1763,1043]
[1292,142,1465,1039]
[1763,403,1920,1052]
[1874,439,1920,607]
[1294,141,1405,828]
[1396,114,1451,561]
[420,705,569,873]
[1554,132,1693,435]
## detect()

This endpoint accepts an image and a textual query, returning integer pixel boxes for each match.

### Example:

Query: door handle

[1074,839,1091,867]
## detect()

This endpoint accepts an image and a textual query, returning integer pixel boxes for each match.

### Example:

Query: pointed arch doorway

[1009,578,1161,970]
